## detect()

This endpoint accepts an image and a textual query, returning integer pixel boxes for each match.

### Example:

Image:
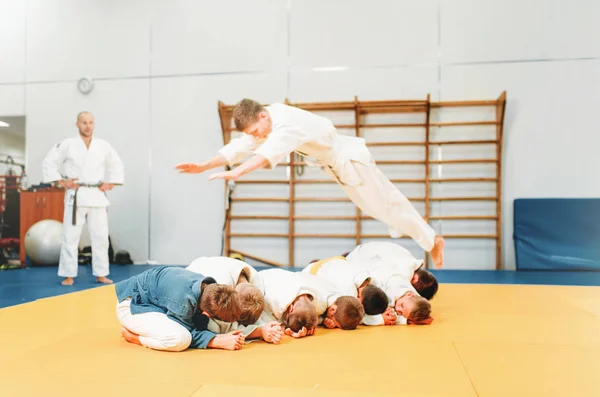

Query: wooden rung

[294,233,356,238]
[360,100,429,106]
[294,178,426,184]
[230,215,288,220]
[297,103,356,111]
[229,233,288,238]
[293,179,335,184]
[235,180,288,184]
[376,159,498,165]
[228,215,497,221]
[230,250,287,267]
[275,162,307,167]
[431,100,497,108]
[430,121,498,127]
[295,215,356,220]
[360,106,427,114]
[429,177,497,182]
[294,197,351,202]
[360,234,497,239]
[231,198,289,202]
[367,142,426,147]
[294,197,425,202]
[429,159,498,164]
[430,197,497,201]
[376,160,426,165]
[430,140,498,145]
[429,215,497,220]
[361,123,427,128]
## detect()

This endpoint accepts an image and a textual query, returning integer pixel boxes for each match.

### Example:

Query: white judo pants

[116,298,192,352]
[58,204,110,278]
[327,161,436,252]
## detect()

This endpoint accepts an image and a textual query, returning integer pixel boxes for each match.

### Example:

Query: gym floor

[1,265,599,397]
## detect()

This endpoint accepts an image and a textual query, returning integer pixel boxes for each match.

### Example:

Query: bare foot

[121,327,142,346]
[96,276,113,284]
[430,236,445,269]
[61,277,74,286]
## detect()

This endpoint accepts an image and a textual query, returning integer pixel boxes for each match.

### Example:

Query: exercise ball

[24,219,63,265]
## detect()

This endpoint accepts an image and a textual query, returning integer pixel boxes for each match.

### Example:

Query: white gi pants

[327,161,436,252]
[58,204,110,278]
[116,298,192,352]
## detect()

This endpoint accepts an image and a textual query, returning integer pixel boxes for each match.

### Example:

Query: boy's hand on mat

[323,318,337,329]
[175,162,209,174]
[285,326,310,338]
[208,170,240,181]
[383,308,397,325]
[261,322,283,344]
[212,330,245,350]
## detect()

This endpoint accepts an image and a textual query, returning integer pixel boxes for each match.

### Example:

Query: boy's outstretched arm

[208,155,269,181]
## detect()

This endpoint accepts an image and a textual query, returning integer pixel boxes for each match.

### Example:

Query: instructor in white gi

[176,99,445,268]
[42,112,124,285]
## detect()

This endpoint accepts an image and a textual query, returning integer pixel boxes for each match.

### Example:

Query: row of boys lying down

[116,241,439,352]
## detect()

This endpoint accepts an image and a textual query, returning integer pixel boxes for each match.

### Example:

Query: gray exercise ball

[24,219,63,265]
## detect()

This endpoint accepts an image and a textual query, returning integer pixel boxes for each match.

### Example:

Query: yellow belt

[309,256,346,275]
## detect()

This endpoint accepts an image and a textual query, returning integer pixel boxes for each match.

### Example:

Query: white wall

[0,131,25,171]
[0,0,597,269]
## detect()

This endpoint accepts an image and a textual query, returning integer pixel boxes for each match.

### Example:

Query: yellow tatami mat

[1,283,599,397]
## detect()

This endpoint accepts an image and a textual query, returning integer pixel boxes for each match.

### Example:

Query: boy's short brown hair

[333,296,365,330]
[408,297,432,323]
[233,98,265,131]
[280,300,318,333]
[235,283,265,326]
[200,284,241,323]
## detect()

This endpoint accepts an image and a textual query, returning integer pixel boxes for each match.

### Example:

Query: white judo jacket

[186,256,263,293]
[302,257,371,298]
[42,136,124,207]
[218,103,373,186]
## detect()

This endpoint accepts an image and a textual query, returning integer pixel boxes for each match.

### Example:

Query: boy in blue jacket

[115,266,244,352]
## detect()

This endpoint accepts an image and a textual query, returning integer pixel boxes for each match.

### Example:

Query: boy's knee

[161,330,192,352]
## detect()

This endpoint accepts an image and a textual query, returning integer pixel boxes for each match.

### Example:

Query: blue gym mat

[514,198,600,271]
[2,264,600,309]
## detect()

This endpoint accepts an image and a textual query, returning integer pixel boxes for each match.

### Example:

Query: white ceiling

[0,116,26,137]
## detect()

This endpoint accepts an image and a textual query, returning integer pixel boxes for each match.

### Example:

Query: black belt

[72,183,103,225]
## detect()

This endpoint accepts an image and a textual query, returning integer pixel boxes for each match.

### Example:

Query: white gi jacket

[302,257,370,298]
[42,136,124,207]
[218,103,373,186]
[259,269,341,321]
[186,256,264,293]
[346,241,424,283]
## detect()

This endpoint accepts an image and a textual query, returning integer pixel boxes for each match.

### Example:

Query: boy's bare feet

[121,327,142,346]
[61,277,74,286]
[96,276,113,284]
[430,236,445,269]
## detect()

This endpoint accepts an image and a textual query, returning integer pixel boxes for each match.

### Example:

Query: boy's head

[358,284,388,315]
[325,296,365,330]
[394,292,431,323]
[235,283,265,326]
[233,98,271,139]
[280,295,318,333]
[411,268,438,300]
[200,283,242,323]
